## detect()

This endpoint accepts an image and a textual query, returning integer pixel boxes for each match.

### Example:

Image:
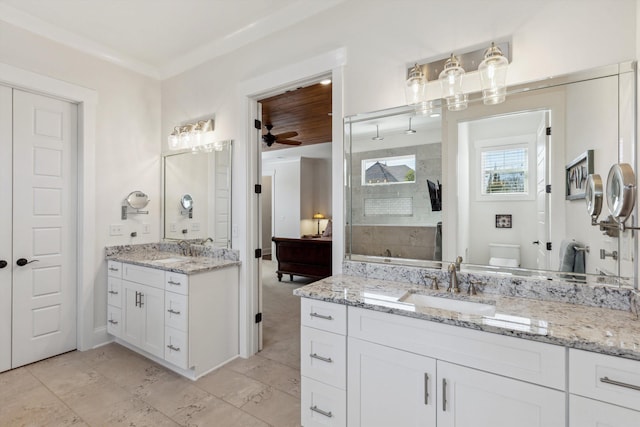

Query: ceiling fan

[262,124,301,147]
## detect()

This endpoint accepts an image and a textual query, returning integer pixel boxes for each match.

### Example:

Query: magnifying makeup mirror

[125,191,150,210]
[585,174,603,219]
[606,163,636,224]
[180,194,193,218]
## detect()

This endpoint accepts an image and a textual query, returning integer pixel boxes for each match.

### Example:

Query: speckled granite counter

[105,243,240,274]
[294,274,640,361]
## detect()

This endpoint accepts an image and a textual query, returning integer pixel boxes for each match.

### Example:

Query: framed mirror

[162,141,232,247]
[345,62,636,285]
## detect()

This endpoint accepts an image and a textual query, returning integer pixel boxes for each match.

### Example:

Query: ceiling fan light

[439,54,467,111]
[479,42,509,105]
[405,63,426,106]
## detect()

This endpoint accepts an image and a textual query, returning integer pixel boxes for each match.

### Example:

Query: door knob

[0,260,7,269]
[16,258,39,266]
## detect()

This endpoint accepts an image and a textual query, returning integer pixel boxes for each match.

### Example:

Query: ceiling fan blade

[278,139,302,145]
[275,131,298,140]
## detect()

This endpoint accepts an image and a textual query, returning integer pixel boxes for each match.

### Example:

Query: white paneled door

[7,89,77,369]
[0,86,12,372]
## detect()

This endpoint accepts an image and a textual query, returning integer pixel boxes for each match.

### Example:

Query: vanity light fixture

[405,63,426,106]
[439,54,468,111]
[167,118,215,151]
[479,42,509,105]
[372,125,384,141]
[416,100,441,118]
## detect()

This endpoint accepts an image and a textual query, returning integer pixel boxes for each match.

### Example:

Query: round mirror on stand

[585,174,603,219]
[125,191,150,210]
[181,194,193,211]
[606,163,636,224]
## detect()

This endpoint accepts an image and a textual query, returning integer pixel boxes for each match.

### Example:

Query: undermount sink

[152,256,189,264]
[399,292,497,316]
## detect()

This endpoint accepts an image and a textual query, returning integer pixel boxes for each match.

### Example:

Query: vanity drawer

[107,277,122,308]
[107,306,122,337]
[165,272,189,295]
[165,327,189,369]
[570,395,640,427]
[301,376,346,427]
[570,349,640,411]
[107,261,122,278]
[301,298,347,335]
[165,292,188,331]
[122,263,164,289]
[348,306,565,390]
[301,326,346,389]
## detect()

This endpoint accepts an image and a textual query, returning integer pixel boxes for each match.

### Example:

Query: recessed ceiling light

[320,79,332,85]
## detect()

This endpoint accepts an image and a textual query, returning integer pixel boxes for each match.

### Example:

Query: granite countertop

[106,244,240,275]
[294,274,640,361]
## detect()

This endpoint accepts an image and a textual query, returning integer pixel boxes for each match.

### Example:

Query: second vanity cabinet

[107,260,239,380]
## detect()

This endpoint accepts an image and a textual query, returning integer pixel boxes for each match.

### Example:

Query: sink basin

[152,257,189,264]
[399,293,496,316]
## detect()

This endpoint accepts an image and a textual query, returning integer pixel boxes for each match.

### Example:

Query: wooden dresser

[271,237,332,281]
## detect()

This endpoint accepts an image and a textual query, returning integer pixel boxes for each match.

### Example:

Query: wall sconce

[313,212,325,236]
[167,118,215,151]
[405,41,511,111]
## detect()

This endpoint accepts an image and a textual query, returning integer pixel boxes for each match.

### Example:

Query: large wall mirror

[345,62,636,285]
[162,141,232,247]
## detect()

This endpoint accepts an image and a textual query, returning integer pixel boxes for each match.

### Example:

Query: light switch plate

[191,222,200,231]
[142,223,151,234]
[109,224,123,236]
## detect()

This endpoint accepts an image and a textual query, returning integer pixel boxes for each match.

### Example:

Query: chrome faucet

[447,263,460,293]
[425,275,439,291]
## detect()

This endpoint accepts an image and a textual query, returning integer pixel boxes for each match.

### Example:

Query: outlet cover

[191,222,200,231]
[109,224,123,236]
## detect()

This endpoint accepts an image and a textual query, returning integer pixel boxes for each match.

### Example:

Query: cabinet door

[122,281,143,346]
[139,285,164,358]
[348,337,436,427]
[437,361,565,427]
[570,395,640,426]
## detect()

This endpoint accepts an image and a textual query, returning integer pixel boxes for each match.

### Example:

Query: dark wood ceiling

[259,82,332,151]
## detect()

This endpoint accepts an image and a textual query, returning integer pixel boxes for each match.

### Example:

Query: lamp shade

[479,42,509,105]
[313,212,325,220]
[405,63,426,105]
[439,54,467,111]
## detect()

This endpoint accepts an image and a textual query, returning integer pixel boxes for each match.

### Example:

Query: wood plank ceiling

[259,82,332,151]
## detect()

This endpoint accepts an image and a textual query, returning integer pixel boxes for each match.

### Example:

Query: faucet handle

[425,275,439,291]
[468,280,483,296]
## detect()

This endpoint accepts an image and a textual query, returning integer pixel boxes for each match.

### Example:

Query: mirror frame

[344,62,637,287]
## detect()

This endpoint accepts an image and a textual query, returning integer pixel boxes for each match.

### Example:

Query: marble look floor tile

[195,368,271,408]
[0,383,81,426]
[0,367,42,401]
[134,370,210,418]
[57,376,129,420]
[257,335,301,370]
[233,355,301,399]
[90,350,170,393]
[26,353,100,396]
[79,397,179,427]
[171,394,269,427]
[240,386,301,427]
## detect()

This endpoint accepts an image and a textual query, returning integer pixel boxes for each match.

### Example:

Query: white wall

[0,21,161,347]
[263,159,301,238]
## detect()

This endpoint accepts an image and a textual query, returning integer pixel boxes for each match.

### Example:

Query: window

[480,147,528,195]
[362,154,416,186]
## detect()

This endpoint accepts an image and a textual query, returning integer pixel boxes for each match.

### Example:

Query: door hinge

[546,242,552,251]
[546,127,551,136]
[255,312,263,323]
[254,119,262,130]
[545,184,552,193]
[255,248,262,258]
[255,184,262,194]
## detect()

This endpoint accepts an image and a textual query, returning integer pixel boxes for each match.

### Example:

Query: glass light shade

[405,63,426,105]
[168,127,180,150]
[178,127,191,149]
[479,43,509,105]
[439,54,467,111]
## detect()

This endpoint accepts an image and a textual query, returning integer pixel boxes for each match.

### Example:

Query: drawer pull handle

[108,319,118,325]
[167,308,181,315]
[424,373,429,405]
[167,344,181,352]
[442,378,447,411]
[600,376,640,392]
[310,353,333,363]
[108,267,119,272]
[310,405,333,418]
[108,290,119,295]
[310,312,333,320]
[167,280,181,286]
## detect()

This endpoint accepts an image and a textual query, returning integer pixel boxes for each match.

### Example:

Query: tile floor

[0,260,313,426]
